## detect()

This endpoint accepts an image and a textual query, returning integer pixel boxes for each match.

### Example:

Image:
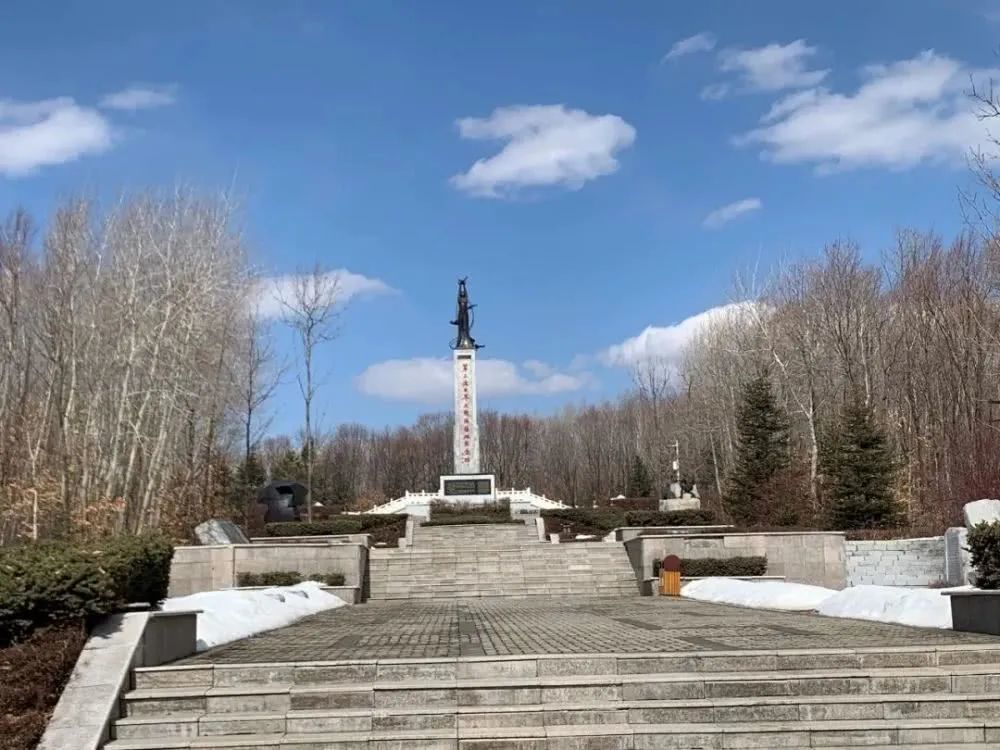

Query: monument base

[438,474,496,505]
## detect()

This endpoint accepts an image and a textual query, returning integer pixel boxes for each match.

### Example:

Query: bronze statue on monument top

[450,277,482,350]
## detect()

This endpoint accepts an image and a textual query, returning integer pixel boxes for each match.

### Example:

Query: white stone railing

[366,487,568,514]
[502,488,568,509]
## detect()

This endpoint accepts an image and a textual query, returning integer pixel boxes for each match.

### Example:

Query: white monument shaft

[453,348,481,474]
[364,278,569,518]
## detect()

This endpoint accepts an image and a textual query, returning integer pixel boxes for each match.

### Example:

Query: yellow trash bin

[658,554,682,596]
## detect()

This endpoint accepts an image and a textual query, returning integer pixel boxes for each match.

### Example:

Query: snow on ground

[161,581,347,651]
[681,577,967,629]
[682,578,836,611]
[816,584,960,629]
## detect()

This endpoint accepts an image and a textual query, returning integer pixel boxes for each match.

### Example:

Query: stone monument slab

[194,519,250,545]
[963,499,1000,528]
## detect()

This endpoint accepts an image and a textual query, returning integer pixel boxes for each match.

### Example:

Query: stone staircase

[368,522,638,600]
[106,644,1000,748]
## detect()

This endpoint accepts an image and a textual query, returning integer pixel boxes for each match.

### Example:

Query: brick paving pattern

[183,596,998,664]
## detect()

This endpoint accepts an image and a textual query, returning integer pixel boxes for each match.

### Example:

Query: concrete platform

[180,596,998,664]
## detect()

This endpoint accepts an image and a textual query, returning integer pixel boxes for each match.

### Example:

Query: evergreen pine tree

[236,451,267,490]
[626,454,654,497]
[824,397,898,529]
[727,373,790,524]
[270,448,306,482]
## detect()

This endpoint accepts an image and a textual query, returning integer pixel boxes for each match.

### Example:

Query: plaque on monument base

[438,473,496,505]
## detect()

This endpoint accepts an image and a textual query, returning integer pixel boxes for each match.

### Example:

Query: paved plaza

[184,596,997,663]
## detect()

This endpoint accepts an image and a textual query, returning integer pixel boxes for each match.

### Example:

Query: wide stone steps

[113,692,1000,736]
[104,646,1000,748]
[117,669,1000,717]
[370,523,636,600]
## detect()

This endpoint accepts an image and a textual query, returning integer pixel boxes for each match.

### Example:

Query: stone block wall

[845,537,946,587]
[624,531,846,589]
[169,542,368,596]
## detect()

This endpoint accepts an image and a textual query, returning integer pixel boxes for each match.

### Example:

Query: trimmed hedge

[236,571,346,587]
[265,514,407,547]
[623,510,716,527]
[968,521,1000,590]
[0,534,174,647]
[608,497,658,511]
[651,556,767,578]
[237,571,302,587]
[541,508,716,538]
[681,556,767,577]
[541,509,622,537]
[422,516,525,527]
[429,498,510,517]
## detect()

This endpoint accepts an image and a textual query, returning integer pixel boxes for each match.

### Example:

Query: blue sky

[2,0,999,435]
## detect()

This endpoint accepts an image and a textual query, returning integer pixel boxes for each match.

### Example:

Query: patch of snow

[161,581,346,651]
[816,584,966,630]
[681,577,836,611]
[682,577,971,630]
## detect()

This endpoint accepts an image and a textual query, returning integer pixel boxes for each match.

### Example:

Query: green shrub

[236,571,346,587]
[678,556,767,577]
[608,497,658,511]
[0,534,174,647]
[623,510,716,527]
[237,571,303,587]
[540,509,622,537]
[102,534,174,607]
[264,514,407,542]
[429,498,510,517]
[317,573,345,586]
[540,508,716,538]
[968,521,1000,590]
[422,516,525,527]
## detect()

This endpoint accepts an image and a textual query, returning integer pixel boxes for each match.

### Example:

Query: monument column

[453,348,480,474]
[450,277,482,475]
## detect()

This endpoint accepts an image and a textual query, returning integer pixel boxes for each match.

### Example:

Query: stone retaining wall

[168,542,368,597]
[624,531,846,589]
[845,537,946,587]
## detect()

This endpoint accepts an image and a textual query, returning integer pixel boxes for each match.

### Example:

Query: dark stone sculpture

[450,277,483,350]
[257,480,308,523]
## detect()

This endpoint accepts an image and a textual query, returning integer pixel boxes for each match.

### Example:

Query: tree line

[249,233,1000,535]
[0,191,338,544]
[5,69,1000,543]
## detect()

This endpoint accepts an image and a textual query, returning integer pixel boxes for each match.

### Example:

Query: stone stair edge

[113,689,1000,722]
[100,716,1000,750]
[124,664,1000,701]
[136,642,1000,675]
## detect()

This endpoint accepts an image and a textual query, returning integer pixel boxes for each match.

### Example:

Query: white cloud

[0,97,113,176]
[719,39,828,92]
[700,83,731,101]
[100,84,178,111]
[450,104,636,198]
[356,357,589,403]
[738,50,991,171]
[663,32,716,61]
[255,269,393,319]
[703,197,762,229]
[602,303,749,367]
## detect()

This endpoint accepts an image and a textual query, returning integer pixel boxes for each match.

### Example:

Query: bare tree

[278,265,341,521]
[235,303,284,467]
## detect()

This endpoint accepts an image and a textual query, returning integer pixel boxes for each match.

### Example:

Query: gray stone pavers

[180,596,995,664]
